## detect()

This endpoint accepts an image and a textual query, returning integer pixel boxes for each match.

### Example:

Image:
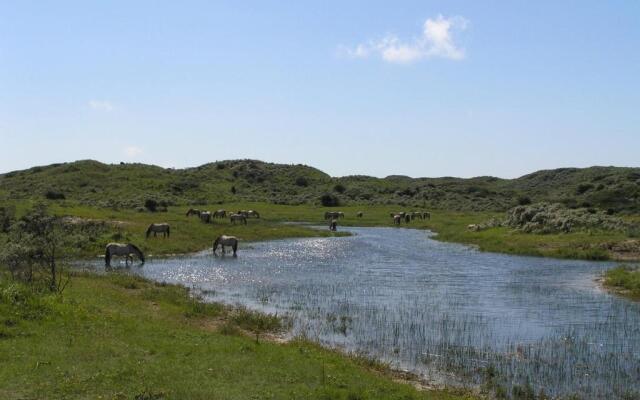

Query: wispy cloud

[88,99,114,112]
[123,146,143,158]
[340,15,468,64]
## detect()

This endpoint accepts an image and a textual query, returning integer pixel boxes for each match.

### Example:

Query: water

[90,227,640,399]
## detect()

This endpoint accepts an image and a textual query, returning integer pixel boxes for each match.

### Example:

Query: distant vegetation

[1,160,639,213]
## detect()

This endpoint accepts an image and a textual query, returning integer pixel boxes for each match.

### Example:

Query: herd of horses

[186,208,260,224]
[104,208,432,266]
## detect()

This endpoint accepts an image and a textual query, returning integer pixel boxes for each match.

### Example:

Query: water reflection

[88,227,639,399]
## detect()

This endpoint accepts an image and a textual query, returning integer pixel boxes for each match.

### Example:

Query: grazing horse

[393,215,402,225]
[357,211,363,218]
[411,212,423,220]
[246,210,260,218]
[213,209,226,218]
[329,219,338,231]
[230,213,247,225]
[146,223,170,238]
[213,235,239,256]
[200,211,212,223]
[186,208,201,217]
[105,243,145,267]
[324,211,342,220]
[423,212,431,220]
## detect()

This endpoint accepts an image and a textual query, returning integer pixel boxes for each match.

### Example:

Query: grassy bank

[603,266,640,300]
[28,201,638,262]
[0,272,476,400]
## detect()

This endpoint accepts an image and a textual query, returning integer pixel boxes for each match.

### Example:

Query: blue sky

[1,1,638,178]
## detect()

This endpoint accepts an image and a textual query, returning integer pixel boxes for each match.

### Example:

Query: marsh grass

[604,265,640,299]
[0,272,478,399]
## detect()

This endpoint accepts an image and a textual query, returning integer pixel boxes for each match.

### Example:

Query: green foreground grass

[603,266,640,300]
[34,201,639,261]
[0,272,477,400]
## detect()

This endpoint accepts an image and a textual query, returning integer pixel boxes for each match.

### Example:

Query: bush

[517,196,532,205]
[44,190,65,200]
[295,177,309,187]
[144,199,158,212]
[333,184,346,193]
[320,193,340,207]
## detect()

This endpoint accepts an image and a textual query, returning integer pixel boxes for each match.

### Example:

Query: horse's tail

[146,225,152,238]
[105,246,111,266]
[212,238,219,254]
[232,240,238,254]
[166,226,170,237]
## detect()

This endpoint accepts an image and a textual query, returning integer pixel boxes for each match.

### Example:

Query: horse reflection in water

[105,243,145,267]
[213,235,239,256]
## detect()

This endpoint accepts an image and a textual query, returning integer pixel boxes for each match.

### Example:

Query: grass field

[0,272,478,400]
[603,266,640,300]
[32,201,637,262]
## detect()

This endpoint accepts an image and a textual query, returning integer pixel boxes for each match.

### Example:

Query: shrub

[44,190,65,200]
[295,177,309,187]
[320,193,340,207]
[333,184,346,193]
[517,196,532,205]
[144,199,158,212]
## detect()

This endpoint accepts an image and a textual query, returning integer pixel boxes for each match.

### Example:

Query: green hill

[1,160,639,213]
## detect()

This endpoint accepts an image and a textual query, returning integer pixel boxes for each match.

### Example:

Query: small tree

[2,204,80,292]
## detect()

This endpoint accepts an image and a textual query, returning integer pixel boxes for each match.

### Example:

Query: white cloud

[123,146,143,158]
[88,100,114,112]
[341,15,468,64]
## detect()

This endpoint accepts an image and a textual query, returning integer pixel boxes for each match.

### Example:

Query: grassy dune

[0,273,477,400]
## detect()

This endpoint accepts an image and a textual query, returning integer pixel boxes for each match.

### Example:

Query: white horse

[146,223,170,238]
[229,213,247,225]
[200,211,212,223]
[213,235,239,256]
[213,209,227,218]
[393,215,402,225]
[105,243,145,267]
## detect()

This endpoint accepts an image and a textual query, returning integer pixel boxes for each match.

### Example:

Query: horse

[146,223,170,238]
[236,210,249,217]
[246,210,260,218]
[213,235,239,256]
[324,211,341,220]
[186,208,201,217]
[423,212,431,220]
[230,213,247,225]
[357,211,363,218]
[404,214,411,223]
[411,212,423,220]
[329,219,338,231]
[105,243,145,267]
[393,215,402,225]
[213,209,227,218]
[200,211,212,223]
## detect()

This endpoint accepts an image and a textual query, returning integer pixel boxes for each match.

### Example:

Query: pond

[90,227,640,399]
